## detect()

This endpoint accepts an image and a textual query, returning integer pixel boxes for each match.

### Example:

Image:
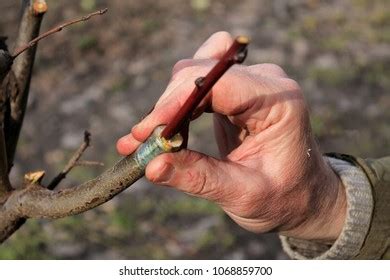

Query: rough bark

[4,0,46,168]
[0,50,12,82]
[0,50,12,195]
[0,129,182,242]
[0,126,11,195]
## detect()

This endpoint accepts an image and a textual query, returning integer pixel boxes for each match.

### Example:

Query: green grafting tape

[133,126,183,170]
[134,136,168,169]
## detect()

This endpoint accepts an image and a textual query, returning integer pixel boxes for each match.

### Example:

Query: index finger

[131,65,259,142]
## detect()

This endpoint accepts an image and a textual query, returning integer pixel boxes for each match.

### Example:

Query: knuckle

[180,152,217,196]
[186,169,208,195]
[263,63,285,74]
[249,63,287,78]
[172,63,212,83]
[282,78,301,92]
[172,59,193,76]
[172,64,198,81]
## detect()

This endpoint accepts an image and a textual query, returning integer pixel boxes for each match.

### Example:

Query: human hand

[117,32,346,241]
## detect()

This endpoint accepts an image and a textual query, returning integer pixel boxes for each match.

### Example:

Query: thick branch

[47,131,91,190]
[0,125,11,195]
[4,0,47,168]
[0,50,12,194]
[4,3,107,170]
[0,50,12,82]
[0,3,110,241]
[0,129,182,242]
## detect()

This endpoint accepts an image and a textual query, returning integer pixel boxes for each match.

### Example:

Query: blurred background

[0,0,388,259]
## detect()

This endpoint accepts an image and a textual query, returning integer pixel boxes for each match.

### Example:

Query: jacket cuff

[280,156,373,259]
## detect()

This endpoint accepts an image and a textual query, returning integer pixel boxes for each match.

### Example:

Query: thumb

[145,149,234,202]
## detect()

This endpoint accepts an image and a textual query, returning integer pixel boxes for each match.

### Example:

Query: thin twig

[47,131,91,190]
[12,8,108,58]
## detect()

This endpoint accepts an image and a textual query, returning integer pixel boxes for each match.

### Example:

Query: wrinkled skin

[117,32,346,241]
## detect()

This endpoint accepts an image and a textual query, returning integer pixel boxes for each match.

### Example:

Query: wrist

[280,156,374,259]
[284,155,347,241]
[310,168,347,241]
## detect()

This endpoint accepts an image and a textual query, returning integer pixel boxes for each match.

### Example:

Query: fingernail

[154,163,174,183]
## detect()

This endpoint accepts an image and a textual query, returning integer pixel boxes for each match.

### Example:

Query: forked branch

[0,128,183,242]
[0,1,110,240]
[4,3,108,170]
[47,131,91,190]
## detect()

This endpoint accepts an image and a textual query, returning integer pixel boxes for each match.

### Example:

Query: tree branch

[0,50,13,83]
[3,0,47,169]
[0,125,11,195]
[12,8,108,58]
[47,131,91,190]
[3,2,107,172]
[161,36,249,139]
[0,128,182,242]
[0,49,12,195]
[0,36,249,244]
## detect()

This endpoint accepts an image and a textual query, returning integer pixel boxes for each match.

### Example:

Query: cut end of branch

[33,0,48,15]
[24,170,45,184]
[84,130,91,145]
[99,8,109,15]
[236,35,250,45]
